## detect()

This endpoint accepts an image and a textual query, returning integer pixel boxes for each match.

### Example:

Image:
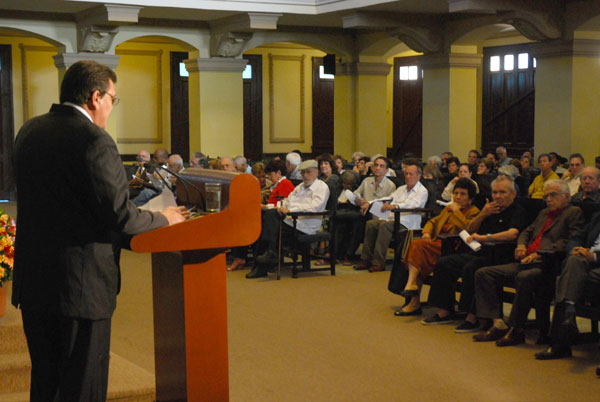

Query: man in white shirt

[247,159,330,278]
[354,161,428,272]
[561,153,584,196]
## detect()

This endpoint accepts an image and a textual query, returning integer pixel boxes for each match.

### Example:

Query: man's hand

[450,176,459,184]
[520,252,539,264]
[480,199,501,217]
[572,246,595,262]
[360,202,370,216]
[514,245,527,260]
[468,233,485,243]
[355,197,366,206]
[380,203,396,212]
[278,206,290,215]
[129,177,144,188]
[421,233,432,241]
[160,206,189,225]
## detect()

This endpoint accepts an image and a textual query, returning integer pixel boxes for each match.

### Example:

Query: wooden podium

[131,171,261,402]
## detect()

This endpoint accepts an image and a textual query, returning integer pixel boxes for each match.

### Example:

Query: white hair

[234,156,247,166]
[427,155,442,167]
[544,179,570,195]
[286,152,301,166]
[352,151,365,160]
[498,165,518,181]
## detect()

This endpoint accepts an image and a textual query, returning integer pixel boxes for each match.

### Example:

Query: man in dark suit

[473,180,584,346]
[12,60,187,401]
[535,212,600,360]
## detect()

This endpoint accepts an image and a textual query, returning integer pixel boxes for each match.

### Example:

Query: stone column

[184,57,248,157]
[533,39,600,163]
[421,52,482,161]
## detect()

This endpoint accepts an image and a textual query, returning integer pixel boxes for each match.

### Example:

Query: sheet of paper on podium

[139,187,177,211]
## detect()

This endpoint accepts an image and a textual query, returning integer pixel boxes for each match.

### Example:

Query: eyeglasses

[105,92,120,105]
[542,192,565,201]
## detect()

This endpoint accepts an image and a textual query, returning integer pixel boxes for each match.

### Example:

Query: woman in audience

[395,178,480,316]
[443,156,460,186]
[227,159,294,271]
[422,164,444,205]
[441,163,479,202]
[333,154,347,175]
[251,162,272,204]
[317,154,342,201]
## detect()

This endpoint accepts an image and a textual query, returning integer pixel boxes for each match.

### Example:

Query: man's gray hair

[169,154,184,168]
[496,146,507,153]
[352,151,365,160]
[234,156,247,166]
[544,179,570,195]
[286,152,301,166]
[491,175,516,192]
[498,165,518,181]
[192,151,206,159]
[582,166,600,181]
[427,155,442,167]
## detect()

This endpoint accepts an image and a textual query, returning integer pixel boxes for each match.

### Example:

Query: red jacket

[268,178,295,204]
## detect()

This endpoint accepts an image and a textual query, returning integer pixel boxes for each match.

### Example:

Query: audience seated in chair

[473,180,583,346]
[246,159,329,279]
[286,152,302,180]
[395,178,480,316]
[354,159,427,273]
[529,154,559,199]
[441,163,479,203]
[220,156,236,172]
[189,151,208,168]
[561,153,585,196]
[571,167,600,203]
[535,211,600,360]
[422,176,527,332]
[337,157,396,266]
[127,149,163,207]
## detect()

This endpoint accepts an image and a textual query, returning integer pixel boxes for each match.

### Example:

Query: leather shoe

[496,327,525,347]
[353,261,370,271]
[535,345,572,360]
[559,316,578,346]
[245,268,268,279]
[256,250,278,266]
[473,326,509,342]
[394,307,422,316]
[368,265,385,272]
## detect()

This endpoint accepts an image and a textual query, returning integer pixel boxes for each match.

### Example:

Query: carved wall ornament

[210,32,253,58]
[391,25,442,54]
[500,10,561,41]
[77,24,119,53]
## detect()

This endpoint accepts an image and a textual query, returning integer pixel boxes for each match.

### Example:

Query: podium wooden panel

[131,173,261,401]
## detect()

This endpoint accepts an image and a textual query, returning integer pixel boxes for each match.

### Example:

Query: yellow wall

[333,74,355,159]
[114,40,189,155]
[244,44,326,154]
[571,56,600,162]
[0,36,59,133]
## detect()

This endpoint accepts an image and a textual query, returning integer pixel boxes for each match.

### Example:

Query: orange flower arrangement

[0,209,16,288]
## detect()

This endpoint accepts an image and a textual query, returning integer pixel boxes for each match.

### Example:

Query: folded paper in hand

[370,200,392,220]
[459,230,481,252]
[344,190,357,205]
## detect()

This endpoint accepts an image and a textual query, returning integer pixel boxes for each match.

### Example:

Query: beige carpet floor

[112,250,600,402]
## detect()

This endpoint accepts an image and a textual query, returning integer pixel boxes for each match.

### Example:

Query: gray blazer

[517,205,584,253]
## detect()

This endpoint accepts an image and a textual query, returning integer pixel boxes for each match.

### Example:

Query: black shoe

[454,320,481,333]
[394,307,422,316]
[256,250,278,266]
[245,268,268,279]
[422,313,455,325]
[535,345,572,360]
[559,316,578,346]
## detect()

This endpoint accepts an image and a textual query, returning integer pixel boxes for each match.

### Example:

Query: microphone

[146,161,205,210]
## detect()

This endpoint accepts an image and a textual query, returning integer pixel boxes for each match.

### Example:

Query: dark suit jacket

[12,104,168,320]
[566,211,600,261]
[518,205,584,253]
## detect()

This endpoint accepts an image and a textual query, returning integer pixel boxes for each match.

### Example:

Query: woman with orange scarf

[395,178,480,316]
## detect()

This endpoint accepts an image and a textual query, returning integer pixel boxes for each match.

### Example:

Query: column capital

[421,53,482,69]
[184,57,248,73]
[336,62,391,76]
[53,52,120,70]
[531,39,600,59]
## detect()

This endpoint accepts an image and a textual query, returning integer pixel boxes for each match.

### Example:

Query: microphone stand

[148,162,205,211]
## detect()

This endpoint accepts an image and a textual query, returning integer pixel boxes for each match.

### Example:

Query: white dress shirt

[373,180,428,229]
[282,179,330,234]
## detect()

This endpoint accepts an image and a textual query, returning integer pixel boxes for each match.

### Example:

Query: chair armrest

[287,210,332,218]
[393,208,433,214]
[436,234,460,240]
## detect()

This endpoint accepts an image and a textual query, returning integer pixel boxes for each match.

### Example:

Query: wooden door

[243,54,262,162]
[482,44,535,157]
[170,52,189,160]
[311,57,334,156]
[0,45,15,200]
[393,56,422,159]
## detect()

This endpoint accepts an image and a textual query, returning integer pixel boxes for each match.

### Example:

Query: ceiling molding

[76,4,143,26]
[531,39,600,59]
[184,57,248,73]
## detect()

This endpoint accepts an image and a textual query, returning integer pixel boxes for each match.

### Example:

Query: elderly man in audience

[128,149,164,207]
[473,180,583,346]
[165,154,184,187]
[529,153,559,199]
[440,151,453,174]
[246,160,329,279]
[561,153,585,196]
[335,157,397,265]
[422,176,527,331]
[234,155,252,173]
[189,151,208,168]
[220,156,236,172]
[153,148,169,166]
[354,159,428,273]
[572,167,600,203]
[496,146,512,167]
[467,149,481,175]
[535,211,600,360]
[351,151,365,168]
[286,152,302,180]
